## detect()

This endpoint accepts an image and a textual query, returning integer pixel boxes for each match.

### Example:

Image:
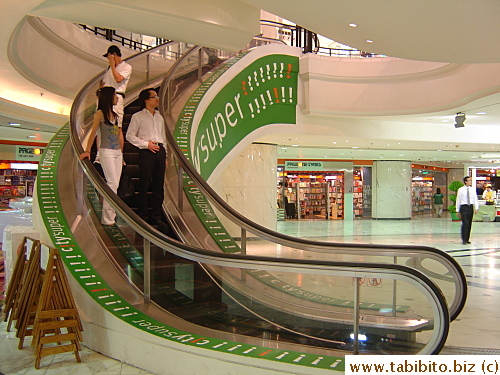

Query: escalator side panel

[35,125,347,372]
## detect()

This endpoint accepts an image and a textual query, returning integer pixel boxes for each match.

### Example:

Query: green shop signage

[285,161,324,171]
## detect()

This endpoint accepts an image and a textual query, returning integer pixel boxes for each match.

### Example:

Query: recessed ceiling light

[281,147,287,150]
[476,112,486,115]
[437,149,442,151]
[9,122,20,126]
[27,135,36,138]
[291,144,299,147]
[366,40,374,43]
[352,146,358,149]
[441,119,449,122]
[349,23,357,28]
[399,154,404,156]
[333,141,336,144]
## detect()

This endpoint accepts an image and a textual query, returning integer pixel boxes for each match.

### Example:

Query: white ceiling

[242,0,500,64]
[1,0,499,168]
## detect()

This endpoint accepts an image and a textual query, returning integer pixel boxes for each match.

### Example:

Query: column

[372,161,412,220]
[211,143,277,237]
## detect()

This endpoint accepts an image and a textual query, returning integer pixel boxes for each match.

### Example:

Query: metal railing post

[353,277,361,354]
[144,238,151,303]
[178,166,184,212]
[241,229,247,281]
[393,256,397,317]
[197,48,203,82]
[240,228,246,254]
[146,54,150,85]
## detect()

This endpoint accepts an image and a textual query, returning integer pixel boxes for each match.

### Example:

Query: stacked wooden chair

[3,237,83,369]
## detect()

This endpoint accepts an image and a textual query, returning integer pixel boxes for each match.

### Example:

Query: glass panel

[68,41,449,358]
[158,43,465,324]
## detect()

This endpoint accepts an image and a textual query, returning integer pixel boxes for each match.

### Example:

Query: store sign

[285,161,323,171]
[16,146,44,161]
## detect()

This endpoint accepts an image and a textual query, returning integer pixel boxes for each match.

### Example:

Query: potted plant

[447,180,464,221]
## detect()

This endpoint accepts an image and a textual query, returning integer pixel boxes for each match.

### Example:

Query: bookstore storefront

[411,165,448,216]
[277,160,372,220]
[0,145,42,210]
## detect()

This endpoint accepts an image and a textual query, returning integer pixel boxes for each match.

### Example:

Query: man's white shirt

[456,185,479,211]
[103,61,132,93]
[126,108,166,150]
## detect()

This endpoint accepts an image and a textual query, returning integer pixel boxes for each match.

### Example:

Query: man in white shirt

[126,88,167,226]
[101,45,132,127]
[456,176,479,245]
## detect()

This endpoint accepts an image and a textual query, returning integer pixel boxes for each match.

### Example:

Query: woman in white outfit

[79,86,124,225]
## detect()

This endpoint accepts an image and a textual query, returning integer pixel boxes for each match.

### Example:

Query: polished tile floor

[1,209,500,374]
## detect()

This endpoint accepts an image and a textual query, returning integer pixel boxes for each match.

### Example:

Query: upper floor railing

[78,24,169,51]
[78,20,385,58]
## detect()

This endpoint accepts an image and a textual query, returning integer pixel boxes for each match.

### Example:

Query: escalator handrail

[157,46,467,321]
[70,127,451,355]
[68,44,450,355]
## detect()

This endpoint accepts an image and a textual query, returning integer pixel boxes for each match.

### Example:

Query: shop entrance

[279,171,344,220]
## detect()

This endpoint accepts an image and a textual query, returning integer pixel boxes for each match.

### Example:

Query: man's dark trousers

[137,147,166,223]
[459,204,473,243]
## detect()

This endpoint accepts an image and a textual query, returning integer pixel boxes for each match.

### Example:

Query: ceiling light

[27,135,37,138]
[291,144,299,147]
[476,112,486,115]
[9,122,20,126]
[366,40,374,43]
[349,23,357,27]
[333,141,336,144]
[352,146,358,149]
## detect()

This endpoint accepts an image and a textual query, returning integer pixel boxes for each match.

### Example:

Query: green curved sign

[191,54,299,179]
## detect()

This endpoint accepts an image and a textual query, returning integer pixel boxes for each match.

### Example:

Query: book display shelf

[0,169,37,209]
[282,172,344,220]
[412,180,433,214]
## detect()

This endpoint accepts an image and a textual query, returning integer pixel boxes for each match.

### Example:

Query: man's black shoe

[463,241,471,245]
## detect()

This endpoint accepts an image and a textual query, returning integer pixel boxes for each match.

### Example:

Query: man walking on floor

[126,88,167,228]
[456,176,479,245]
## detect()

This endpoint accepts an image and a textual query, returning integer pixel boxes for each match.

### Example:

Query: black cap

[103,45,121,57]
